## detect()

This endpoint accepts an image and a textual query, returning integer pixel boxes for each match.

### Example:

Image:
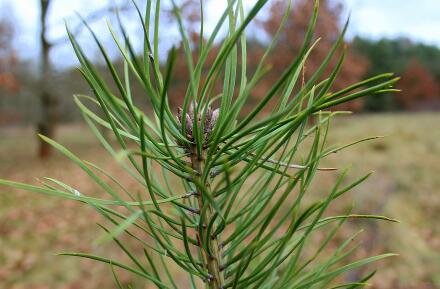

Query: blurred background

[0,0,439,288]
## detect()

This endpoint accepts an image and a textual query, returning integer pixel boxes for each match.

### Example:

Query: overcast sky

[1,0,439,68]
[343,0,440,45]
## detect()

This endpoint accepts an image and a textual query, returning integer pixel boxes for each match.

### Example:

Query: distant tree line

[2,0,440,133]
[352,37,440,111]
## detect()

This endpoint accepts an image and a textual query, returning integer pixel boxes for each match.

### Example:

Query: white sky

[0,0,439,68]
[343,0,440,46]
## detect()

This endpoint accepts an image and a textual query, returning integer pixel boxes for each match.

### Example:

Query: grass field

[1,113,440,289]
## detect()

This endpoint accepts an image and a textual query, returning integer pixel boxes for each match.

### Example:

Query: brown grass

[1,113,439,289]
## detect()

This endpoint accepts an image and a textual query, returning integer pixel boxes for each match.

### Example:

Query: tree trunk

[38,0,57,158]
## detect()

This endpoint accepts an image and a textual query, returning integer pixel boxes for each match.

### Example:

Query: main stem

[190,147,224,289]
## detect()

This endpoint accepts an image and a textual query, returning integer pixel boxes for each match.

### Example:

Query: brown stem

[190,147,224,289]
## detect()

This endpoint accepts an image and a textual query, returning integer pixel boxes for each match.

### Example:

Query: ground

[0,113,439,289]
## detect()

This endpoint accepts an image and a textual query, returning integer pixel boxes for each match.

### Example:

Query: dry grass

[1,113,439,289]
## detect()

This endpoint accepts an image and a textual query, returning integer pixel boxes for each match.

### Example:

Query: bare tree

[37,0,57,158]
[36,0,131,158]
[0,17,20,125]
[0,18,19,93]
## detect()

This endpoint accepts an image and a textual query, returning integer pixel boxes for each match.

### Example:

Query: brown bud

[175,103,221,146]
[185,113,193,138]
[211,108,219,125]
[189,101,197,121]
[177,107,183,123]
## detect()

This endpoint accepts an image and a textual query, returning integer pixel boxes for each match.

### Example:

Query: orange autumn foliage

[398,59,440,110]
[166,0,368,114]
[257,0,368,112]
